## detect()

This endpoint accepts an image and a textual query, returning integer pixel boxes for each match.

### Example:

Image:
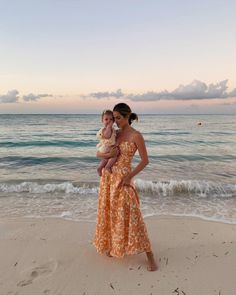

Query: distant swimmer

[197,122,202,126]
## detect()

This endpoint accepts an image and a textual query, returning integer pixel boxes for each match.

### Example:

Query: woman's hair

[101,109,114,121]
[113,103,138,125]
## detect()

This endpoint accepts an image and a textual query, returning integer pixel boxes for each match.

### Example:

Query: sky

[0,0,236,114]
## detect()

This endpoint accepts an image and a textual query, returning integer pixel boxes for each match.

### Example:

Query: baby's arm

[102,121,113,139]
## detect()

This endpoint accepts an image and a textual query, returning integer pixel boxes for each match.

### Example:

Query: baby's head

[101,110,114,127]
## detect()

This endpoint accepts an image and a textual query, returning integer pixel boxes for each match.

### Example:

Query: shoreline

[0,215,235,294]
[1,212,235,225]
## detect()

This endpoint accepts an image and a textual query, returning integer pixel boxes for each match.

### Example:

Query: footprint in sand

[17,261,58,287]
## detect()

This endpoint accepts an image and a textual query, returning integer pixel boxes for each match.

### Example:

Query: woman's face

[113,111,128,129]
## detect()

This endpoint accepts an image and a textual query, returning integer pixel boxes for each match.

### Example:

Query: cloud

[186,104,200,109]
[0,89,19,103]
[127,90,169,101]
[85,89,124,99]
[1,80,235,105]
[127,80,231,101]
[229,88,236,97]
[22,93,52,101]
[221,101,236,106]
[0,90,53,103]
[83,80,236,101]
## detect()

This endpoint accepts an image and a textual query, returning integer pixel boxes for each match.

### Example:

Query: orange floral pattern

[93,141,151,258]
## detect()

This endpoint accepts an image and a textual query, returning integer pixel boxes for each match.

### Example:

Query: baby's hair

[101,109,114,121]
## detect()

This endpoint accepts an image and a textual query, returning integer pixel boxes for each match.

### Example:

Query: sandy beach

[0,216,235,295]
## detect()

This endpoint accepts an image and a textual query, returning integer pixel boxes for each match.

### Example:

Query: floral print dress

[93,141,151,258]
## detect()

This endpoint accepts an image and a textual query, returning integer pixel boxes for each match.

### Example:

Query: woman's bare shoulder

[129,129,143,144]
[131,128,142,138]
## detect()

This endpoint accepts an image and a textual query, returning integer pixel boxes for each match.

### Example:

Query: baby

[96,110,117,176]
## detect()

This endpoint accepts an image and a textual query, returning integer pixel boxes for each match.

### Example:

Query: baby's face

[103,114,113,127]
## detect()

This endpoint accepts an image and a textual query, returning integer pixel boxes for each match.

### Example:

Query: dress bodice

[118,141,137,158]
[112,141,137,175]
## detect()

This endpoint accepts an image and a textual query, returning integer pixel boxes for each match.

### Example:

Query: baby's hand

[107,120,113,128]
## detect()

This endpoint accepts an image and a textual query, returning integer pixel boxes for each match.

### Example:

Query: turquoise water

[0,114,235,223]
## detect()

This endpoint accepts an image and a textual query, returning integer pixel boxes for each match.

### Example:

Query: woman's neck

[121,124,130,131]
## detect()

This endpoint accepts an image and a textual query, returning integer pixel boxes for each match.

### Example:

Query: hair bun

[129,112,138,125]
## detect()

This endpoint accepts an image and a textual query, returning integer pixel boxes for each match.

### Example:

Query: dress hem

[93,243,151,259]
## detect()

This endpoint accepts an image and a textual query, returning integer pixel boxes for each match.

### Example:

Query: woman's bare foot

[146,251,158,271]
[106,251,113,257]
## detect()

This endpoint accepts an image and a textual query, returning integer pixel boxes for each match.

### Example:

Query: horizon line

[0,113,234,116]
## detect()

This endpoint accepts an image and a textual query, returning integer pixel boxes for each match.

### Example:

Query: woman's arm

[130,132,149,178]
[121,132,149,185]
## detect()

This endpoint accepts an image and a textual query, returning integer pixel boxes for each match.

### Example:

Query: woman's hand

[110,146,119,158]
[119,174,132,187]
[96,146,119,159]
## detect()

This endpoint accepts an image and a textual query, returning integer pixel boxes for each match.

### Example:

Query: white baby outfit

[96,127,116,153]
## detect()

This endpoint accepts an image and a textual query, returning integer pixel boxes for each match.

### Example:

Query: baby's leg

[97,159,108,176]
[104,157,117,173]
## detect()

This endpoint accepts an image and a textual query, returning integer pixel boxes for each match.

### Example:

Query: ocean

[0,114,235,224]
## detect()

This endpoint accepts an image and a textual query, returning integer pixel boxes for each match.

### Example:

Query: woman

[93,103,158,271]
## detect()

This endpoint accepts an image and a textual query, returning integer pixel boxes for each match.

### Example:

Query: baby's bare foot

[97,167,102,176]
[104,167,112,174]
